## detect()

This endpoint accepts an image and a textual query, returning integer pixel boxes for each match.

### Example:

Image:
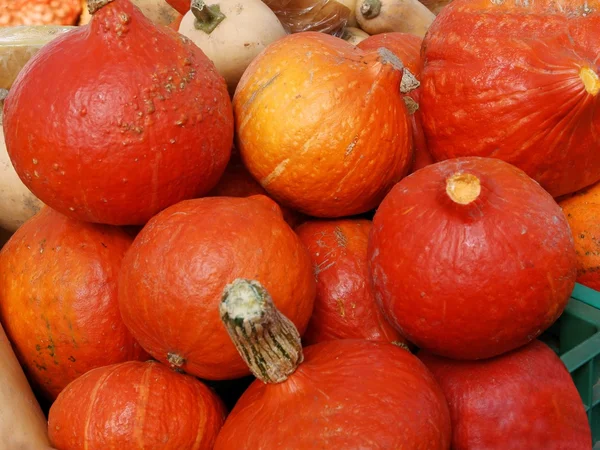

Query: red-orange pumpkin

[369,157,577,360]
[48,361,226,449]
[357,32,433,174]
[0,208,148,400]
[214,279,451,449]
[118,195,316,380]
[3,0,233,225]
[419,340,592,449]
[295,219,406,345]
[420,0,600,197]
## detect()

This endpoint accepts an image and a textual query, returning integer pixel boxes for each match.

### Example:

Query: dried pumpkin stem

[220,279,303,384]
[446,173,481,205]
[580,67,600,96]
[361,0,382,19]
[192,0,227,34]
[377,48,421,94]
[87,0,115,14]
[403,97,419,115]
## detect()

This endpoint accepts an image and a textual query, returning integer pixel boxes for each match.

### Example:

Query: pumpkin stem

[392,341,411,351]
[580,67,600,96]
[87,0,115,14]
[360,0,382,19]
[446,173,481,205]
[220,279,303,384]
[191,0,227,34]
[403,97,419,115]
[167,352,186,370]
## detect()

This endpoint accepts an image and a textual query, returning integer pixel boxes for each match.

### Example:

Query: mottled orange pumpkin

[0,208,148,400]
[560,181,600,290]
[48,361,225,450]
[295,219,406,345]
[234,32,413,218]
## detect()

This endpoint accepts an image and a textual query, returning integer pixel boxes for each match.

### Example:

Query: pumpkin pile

[0,0,598,448]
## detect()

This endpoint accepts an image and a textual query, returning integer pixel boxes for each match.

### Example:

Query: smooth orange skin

[560,181,600,290]
[214,340,451,449]
[419,341,592,450]
[234,31,413,218]
[48,361,226,450]
[208,154,306,228]
[357,33,434,174]
[118,195,316,380]
[369,157,577,360]
[0,208,148,400]
[3,0,233,225]
[295,219,406,345]
[420,0,600,198]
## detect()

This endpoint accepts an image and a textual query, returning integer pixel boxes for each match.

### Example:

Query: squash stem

[191,0,227,34]
[87,0,115,14]
[360,0,382,19]
[220,279,303,384]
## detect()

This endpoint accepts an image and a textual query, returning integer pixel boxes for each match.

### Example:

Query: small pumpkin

[341,26,369,45]
[369,157,577,360]
[0,90,44,233]
[178,0,287,96]
[4,0,233,225]
[420,340,592,449]
[420,0,600,198]
[262,0,351,34]
[0,207,148,400]
[357,32,433,173]
[118,195,316,380]
[48,361,226,449]
[0,0,82,27]
[295,219,406,345]
[355,0,435,38]
[80,0,181,25]
[234,32,417,218]
[559,181,600,291]
[213,279,451,449]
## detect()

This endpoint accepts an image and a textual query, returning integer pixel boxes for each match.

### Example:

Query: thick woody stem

[220,279,303,384]
[87,0,115,14]
[192,0,227,34]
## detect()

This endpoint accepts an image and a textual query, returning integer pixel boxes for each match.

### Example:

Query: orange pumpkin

[357,32,433,174]
[234,32,414,218]
[118,195,316,380]
[48,361,226,449]
[559,181,600,290]
[295,219,406,345]
[0,208,148,400]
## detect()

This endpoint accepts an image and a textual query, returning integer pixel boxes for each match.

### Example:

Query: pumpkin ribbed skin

[3,0,233,225]
[0,207,147,400]
[234,32,413,218]
[559,181,600,290]
[118,195,316,380]
[214,340,450,449]
[419,341,592,449]
[369,157,577,360]
[48,361,226,450]
[295,219,405,345]
[357,32,433,174]
[420,0,600,197]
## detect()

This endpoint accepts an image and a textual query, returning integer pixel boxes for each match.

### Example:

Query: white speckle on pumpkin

[32,158,38,165]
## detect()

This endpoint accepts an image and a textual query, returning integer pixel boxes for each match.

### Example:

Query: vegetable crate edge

[543,283,600,446]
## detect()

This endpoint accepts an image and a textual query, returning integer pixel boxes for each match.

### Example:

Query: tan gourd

[337,0,358,26]
[355,0,435,38]
[179,0,287,95]
[0,323,52,449]
[342,26,369,45]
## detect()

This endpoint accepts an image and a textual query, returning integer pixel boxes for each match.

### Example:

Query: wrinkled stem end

[446,173,481,205]
[360,0,382,19]
[192,0,226,34]
[403,96,419,115]
[392,341,411,351]
[220,279,303,384]
[401,68,420,94]
[87,0,115,14]
[580,67,600,96]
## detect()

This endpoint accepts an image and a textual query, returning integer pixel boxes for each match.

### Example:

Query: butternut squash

[355,0,435,38]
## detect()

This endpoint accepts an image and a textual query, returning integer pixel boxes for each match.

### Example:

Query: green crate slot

[551,283,600,446]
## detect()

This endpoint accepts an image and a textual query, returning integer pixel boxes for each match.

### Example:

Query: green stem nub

[192,0,226,34]
[360,0,382,19]
[220,279,303,384]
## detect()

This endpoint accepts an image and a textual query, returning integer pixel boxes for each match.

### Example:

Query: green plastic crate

[542,283,600,447]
